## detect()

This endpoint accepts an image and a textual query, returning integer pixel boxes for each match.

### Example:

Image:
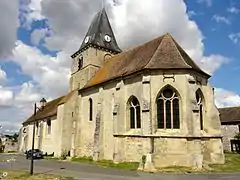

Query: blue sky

[185,0,240,93]
[0,0,240,133]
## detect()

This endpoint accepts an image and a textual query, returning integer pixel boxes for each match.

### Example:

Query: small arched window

[89,98,93,121]
[47,119,51,134]
[78,55,83,70]
[196,90,204,130]
[36,122,39,135]
[128,96,141,129]
[157,88,180,129]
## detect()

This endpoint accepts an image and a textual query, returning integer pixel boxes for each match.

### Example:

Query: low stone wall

[221,125,239,151]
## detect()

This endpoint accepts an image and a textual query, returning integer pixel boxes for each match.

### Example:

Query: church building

[19,8,225,169]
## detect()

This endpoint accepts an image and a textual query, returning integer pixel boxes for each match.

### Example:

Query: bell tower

[70,8,122,91]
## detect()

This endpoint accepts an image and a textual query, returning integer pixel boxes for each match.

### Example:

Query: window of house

[128,96,141,129]
[89,98,93,121]
[196,90,204,130]
[157,88,180,129]
[47,119,51,134]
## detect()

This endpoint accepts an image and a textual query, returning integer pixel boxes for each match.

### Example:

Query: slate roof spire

[79,8,122,54]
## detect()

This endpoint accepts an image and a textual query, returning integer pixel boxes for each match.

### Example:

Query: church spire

[78,8,122,54]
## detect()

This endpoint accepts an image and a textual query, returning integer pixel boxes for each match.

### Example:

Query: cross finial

[102,0,105,9]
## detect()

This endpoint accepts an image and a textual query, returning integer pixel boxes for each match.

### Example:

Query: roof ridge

[166,34,192,69]
[144,35,165,68]
[171,37,210,76]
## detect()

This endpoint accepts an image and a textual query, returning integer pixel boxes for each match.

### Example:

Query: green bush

[60,150,68,160]
[234,132,240,140]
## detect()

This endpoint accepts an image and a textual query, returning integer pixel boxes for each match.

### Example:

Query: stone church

[19,8,225,169]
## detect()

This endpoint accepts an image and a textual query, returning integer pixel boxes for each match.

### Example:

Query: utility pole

[30,103,37,175]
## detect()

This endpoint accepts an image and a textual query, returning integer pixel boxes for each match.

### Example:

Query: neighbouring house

[0,135,18,153]
[18,8,225,169]
[219,106,240,152]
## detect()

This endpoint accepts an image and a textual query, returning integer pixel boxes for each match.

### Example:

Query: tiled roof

[219,106,240,124]
[82,33,210,90]
[22,90,77,125]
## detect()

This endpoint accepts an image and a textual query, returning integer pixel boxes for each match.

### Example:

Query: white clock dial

[104,34,111,42]
[85,36,90,43]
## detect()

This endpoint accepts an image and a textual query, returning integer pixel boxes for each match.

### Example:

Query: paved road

[0,154,240,180]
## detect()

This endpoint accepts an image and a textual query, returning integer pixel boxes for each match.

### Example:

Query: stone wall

[61,91,78,156]
[70,48,114,91]
[77,70,224,168]
[19,114,63,156]
[221,125,240,151]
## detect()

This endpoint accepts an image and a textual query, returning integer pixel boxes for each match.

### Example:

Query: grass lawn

[209,152,240,172]
[156,153,240,174]
[70,153,240,173]
[71,156,139,170]
[0,170,75,180]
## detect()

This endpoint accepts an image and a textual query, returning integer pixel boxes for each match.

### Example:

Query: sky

[0,0,240,134]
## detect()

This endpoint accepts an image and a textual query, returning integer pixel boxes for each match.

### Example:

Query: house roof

[82,33,210,90]
[219,106,240,124]
[22,90,77,125]
[77,8,122,54]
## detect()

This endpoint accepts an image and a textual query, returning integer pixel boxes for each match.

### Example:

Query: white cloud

[0,121,20,135]
[229,33,240,44]
[0,86,13,107]
[14,82,41,105]
[197,0,212,7]
[30,28,49,45]
[0,0,18,59]
[19,0,45,28]
[12,41,70,98]
[0,67,7,82]
[199,55,229,75]
[0,82,46,135]
[214,88,240,108]
[212,15,231,24]
[227,7,240,14]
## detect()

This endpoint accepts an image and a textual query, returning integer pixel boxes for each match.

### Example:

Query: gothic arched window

[89,98,93,121]
[157,88,180,129]
[196,90,204,130]
[128,96,141,129]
